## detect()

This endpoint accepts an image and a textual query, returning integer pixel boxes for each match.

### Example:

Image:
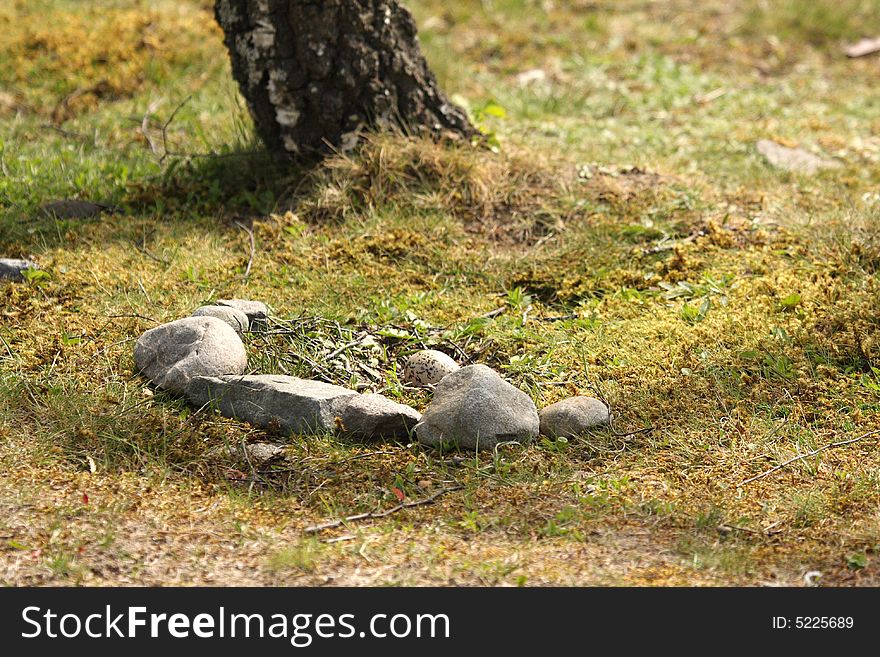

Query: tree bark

[215,0,478,158]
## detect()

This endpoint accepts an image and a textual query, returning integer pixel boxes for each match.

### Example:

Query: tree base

[215,0,478,157]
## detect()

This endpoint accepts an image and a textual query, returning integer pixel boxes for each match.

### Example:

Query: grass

[2,0,880,586]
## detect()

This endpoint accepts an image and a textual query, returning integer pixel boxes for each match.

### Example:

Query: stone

[335,393,421,440]
[185,374,357,435]
[756,140,840,175]
[244,442,285,463]
[216,299,268,328]
[192,305,249,332]
[0,258,39,281]
[516,68,547,86]
[539,397,611,439]
[403,349,460,387]
[134,316,248,393]
[207,441,284,464]
[845,37,880,58]
[185,375,421,440]
[39,199,115,220]
[415,364,539,450]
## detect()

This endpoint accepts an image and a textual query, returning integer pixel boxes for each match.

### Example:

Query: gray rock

[244,442,285,463]
[0,258,38,281]
[415,364,539,450]
[39,199,116,220]
[756,140,840,175]
[134,316,248,393]
[207,441,285,464]
[539,396,610,439]
[185,374,357,435]
[216,299,268,329]
[192,305,249,332]
[336,394,421,440]
[185,375,419,440]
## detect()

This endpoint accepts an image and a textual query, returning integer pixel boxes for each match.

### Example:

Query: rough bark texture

[215,0,478,157]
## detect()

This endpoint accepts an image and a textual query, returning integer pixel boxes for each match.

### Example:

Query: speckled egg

[403,350,460,387]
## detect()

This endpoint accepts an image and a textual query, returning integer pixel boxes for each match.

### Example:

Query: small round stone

[539,397,611,439]
[403,350,460,387]
[192,305,249,332]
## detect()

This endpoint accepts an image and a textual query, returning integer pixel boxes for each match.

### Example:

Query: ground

[2,0,880,586]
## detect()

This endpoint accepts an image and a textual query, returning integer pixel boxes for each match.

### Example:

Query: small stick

[610,425,654,438]
[107,313,157,323]
[141,98,163,155]
[595,393,653,438]
[0,333,14,359]
[537,314,578,322]
[481,307,506,319]
[340,450,397,463]
[303,486,463,534]
[159,95,192,163]
[234,220,256,278]
[738,429,880,487]
[131,240,170,266]
[325,339,361,362]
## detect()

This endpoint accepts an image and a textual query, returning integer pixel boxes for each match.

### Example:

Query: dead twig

[537,314,578,322]
[131,240,170,266]
[234,220,256,278]
[595,392,654,438]
[738,429,880,487]
[610,425,654,438]
[0,333,14,359]
[303,485,463,534]
[132,227,169,266]
[481,307,506,319]
[40,123,93,142]
[141,98,163,155]
[325,338,362,362]
[340,450,397,463]
[107,313,157,323]
[159,95,192,163]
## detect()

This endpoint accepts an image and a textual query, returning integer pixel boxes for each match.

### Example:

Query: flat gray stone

[539,396,610,439]
[185,374,357,435]
[756,140,840,175]
[192,305,249,332]
[39,199,115,220]
[134,316,247,393]
[335,394,421,440]
[216,299,268,329]
[415,364,539,450]
[0,258,38,281]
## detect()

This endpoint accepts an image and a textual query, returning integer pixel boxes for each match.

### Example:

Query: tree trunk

[214,0,478,158]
